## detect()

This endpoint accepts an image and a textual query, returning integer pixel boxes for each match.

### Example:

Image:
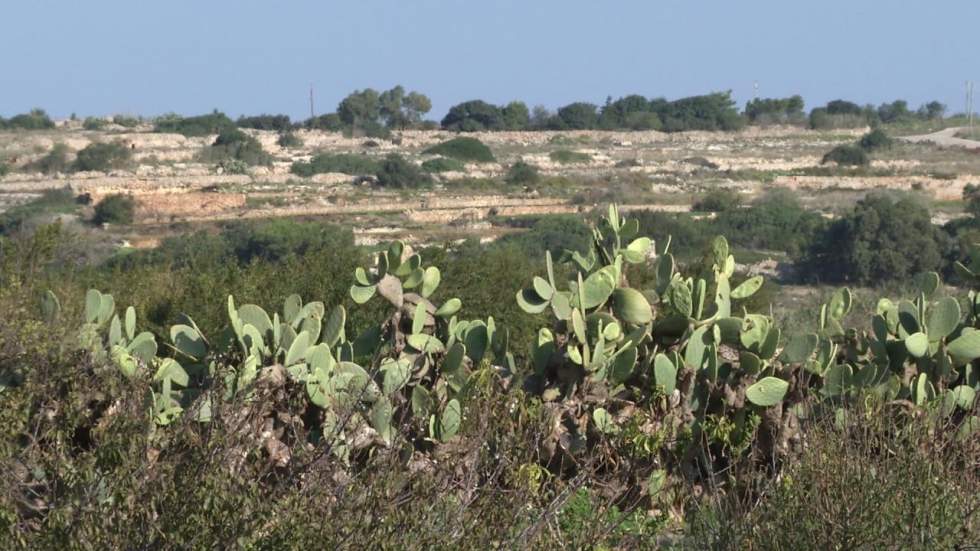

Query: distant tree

[598,95,650,129]
[304,113,344,131]
[155,110,236,137]
[556,102,599,130]
[529,105,554,130]
[403,92,433,127]
[803,194,952,284]
[501,101,530,130]
[338,89,381,128]
[30,144,71,174]
[825,100,863,116]
[744,95,805,124]
[441,100,505,131]
[692,189,741,212]
[918,101,946,120]
[877,100,911,124]
[652,92,745,132]
[237,114,291,132]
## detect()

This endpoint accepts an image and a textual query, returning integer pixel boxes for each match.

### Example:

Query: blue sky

[2,0,978,120]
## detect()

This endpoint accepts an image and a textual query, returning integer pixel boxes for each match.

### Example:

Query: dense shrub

[692,189,741,212]
[92,194,136,225]
[744,95,805,125]
[113,115,140,128]
[821,144,869,166]
[423,137,495,163]
[803,193,952,283]
[72,141,133,172]
[714,190,827,257]
[276,131,303,149]
[154,111,236,137]
[290,153,380,177]
[374,154,432,188]
[0,108,55,130]
[876,99,912,124]
[203,129,272,166]
[496,214,592,258]
[420,157,465,173]
[501,101,530,130]
[30,143,72,175]
[652,91,745,132]
[0,188,78,235]
[549,150,591,164]
[82,117,107,130]
[556,102,599,130]
[0,163,9,178]
[505,160,540,185]
[303,113,344,131]
[236,114,291,132]
[858,128,893,152]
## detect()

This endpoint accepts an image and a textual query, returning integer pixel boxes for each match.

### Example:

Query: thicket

[154,111,236,137]
[420,157,465,173]
[505,160,540,185]
[692,189,741,212]
[423,137,495,163]
[375,154,432,188]
[0,109,55,130]
[290,153,380,177]
[744,95,805,125]
[200,128,271,167]
[821,144,869,166]
[236,114,291,132]
[92,194,135,225]
[29,144,72,175]
[0,205,976,547]
[72,141,133,172]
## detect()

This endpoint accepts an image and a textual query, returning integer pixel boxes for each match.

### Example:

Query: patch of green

[0,188,78,234]
[424,137,495,163]
[154,111,236,137]
[29,143,72,175]
[290,153,380,177]
[93,194,136,225]
[199,129,272,167]
[73,142,133,172]
[549,150,591,164]
[421,157,466,173]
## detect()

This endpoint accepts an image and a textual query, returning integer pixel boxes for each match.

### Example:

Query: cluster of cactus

[515,206,791,463]
[813,273,979,438]
[348,240,509,444]
[40,204,978,472]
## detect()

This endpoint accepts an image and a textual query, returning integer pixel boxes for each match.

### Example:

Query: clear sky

[2,0,978,121]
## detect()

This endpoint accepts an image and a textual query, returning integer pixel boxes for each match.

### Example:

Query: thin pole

[309,84,315,120]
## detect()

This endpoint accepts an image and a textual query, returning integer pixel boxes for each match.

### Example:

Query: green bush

[374,154,432,188]
[113,115,140,128]
[821,144,869,166]
[30,143,71,175]
[858,128,893,152]
[237,114,292,132]
[154,111,236,137]
[93,194,136,225]
[549,150,591,164]
[692,189,741,212]
[744,95,806,125]
[303,113,344,131]
[82,117,107,130]
[276,131,303,149]
[202,129,271,166]
[290,153,380,177]
[714,189,827,257]
[505,160,540,185]
[72,142,133,172]
[0,162,9,178]
[421,157,465,173]
[0,108,55,130]
[423,137,495,163]
[803,193,952,284]
[0,188,78,235]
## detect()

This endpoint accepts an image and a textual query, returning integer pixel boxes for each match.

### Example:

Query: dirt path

[900,127,980,149]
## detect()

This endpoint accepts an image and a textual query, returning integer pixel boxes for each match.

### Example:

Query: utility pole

[309,84,315,120]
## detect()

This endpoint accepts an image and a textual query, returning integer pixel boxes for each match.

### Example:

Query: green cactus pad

[611,288,653,325]
[731,276,764,300]
[926,297,960,341]
[746,377,790,407]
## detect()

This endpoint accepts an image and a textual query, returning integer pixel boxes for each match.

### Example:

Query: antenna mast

[309,84,316,119]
